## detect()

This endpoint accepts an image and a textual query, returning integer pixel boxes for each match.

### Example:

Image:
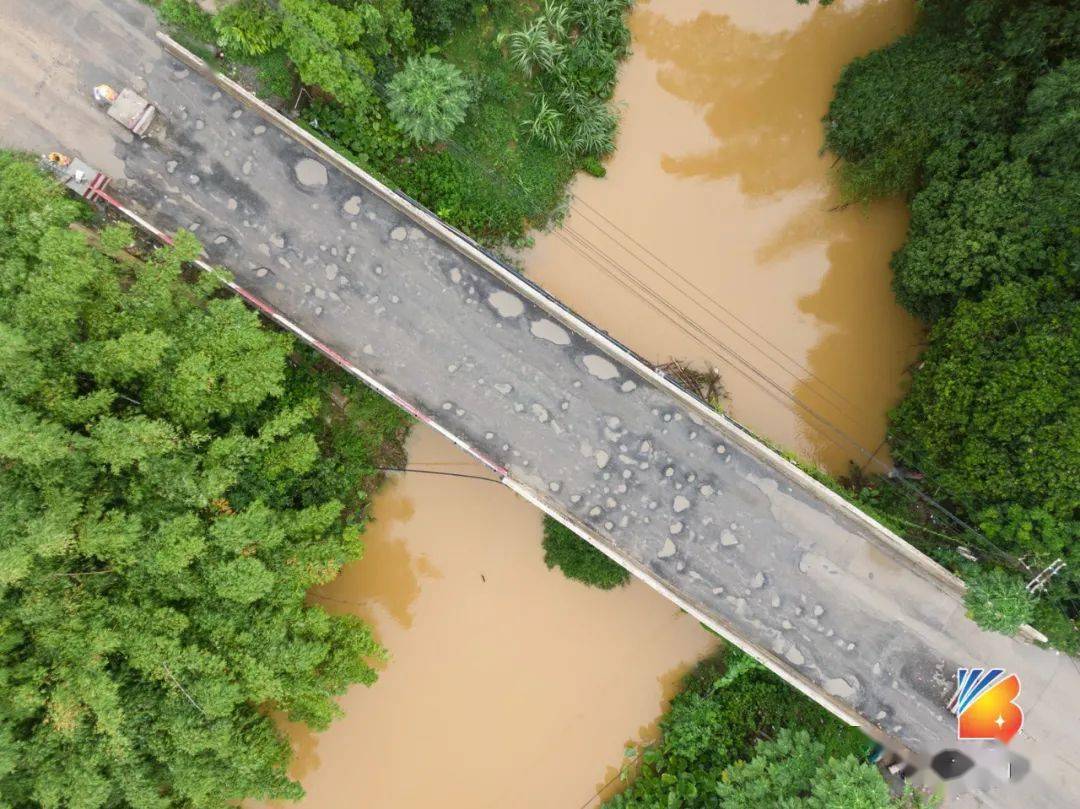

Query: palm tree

[386,56,472,145]
[523,95,565,149]
[507,19,562,76]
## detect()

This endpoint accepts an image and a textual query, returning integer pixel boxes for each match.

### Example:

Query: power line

[371,465,501,484]
[550,227,1027,570]
[243,14,879,455]
[437,107,925,473]
[442,116,1032,572]
[326,79,1028,571]
[570,200,866,422]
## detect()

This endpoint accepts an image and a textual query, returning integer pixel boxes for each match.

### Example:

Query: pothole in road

[294,158,328,187]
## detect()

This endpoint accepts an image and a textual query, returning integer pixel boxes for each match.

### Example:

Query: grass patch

[440,2,578,238]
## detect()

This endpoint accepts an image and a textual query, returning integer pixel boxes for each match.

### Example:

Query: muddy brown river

[530,0,921,474]
[256,1,919,806]
[256,426,717,808]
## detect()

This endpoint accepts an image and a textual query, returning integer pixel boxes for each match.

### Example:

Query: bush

[1013,60,1080,177]
[964,569,1035,636]
[213,0,283,57]
[542,516,630,589]
[567,96,619,157]
[825,0,1079,203]
[247,47,298,99]
[824,0,1080,649]
[278,0,414,113]
[387,55,473,145]
[507,18,563,76]
[523,94,564,149]
[305,95,567,245]
[407,0,478,46]
[1032,598,1080,655]
[714,730,902,809]
[156,0,218,45]
[889,280,1078,564]
[891,160,1069,320]
[581,156,607,177]
[146,0,628,247]
[507,0,630,159]
[605,648,879,808]
[570,0,633,56]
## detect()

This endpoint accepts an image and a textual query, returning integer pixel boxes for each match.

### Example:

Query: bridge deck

[2,3,1077,806]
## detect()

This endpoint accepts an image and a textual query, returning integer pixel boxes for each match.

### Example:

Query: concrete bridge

[1,2,1077,806]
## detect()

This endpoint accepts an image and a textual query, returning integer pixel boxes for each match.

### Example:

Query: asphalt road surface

[1,2,1077,806]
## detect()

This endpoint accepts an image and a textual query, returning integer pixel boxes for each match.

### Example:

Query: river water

[529,0,921,474]
[256,426,718,808]
[256,1,918,806]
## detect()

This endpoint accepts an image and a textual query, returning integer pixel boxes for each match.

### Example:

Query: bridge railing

[144,33,1055,741]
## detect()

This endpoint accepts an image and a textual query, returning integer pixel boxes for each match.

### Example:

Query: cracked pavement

[1,2,1077,806]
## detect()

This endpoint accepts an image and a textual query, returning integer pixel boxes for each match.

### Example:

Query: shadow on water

[309,484,440,630]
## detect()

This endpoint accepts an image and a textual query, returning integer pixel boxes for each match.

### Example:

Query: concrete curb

[154,33,967,592]
[501,478,890,736]
[146,33,1042,714]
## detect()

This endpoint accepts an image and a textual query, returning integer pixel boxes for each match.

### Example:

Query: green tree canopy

[405,0,476,45]
[278,0,413,112]
[0,152,408,806]
[541,516,629,589]
[603,649,928,808]
[714,729,902,809]
[825,1,1080,318]
[825,0,1080,203]
[890,159,1076,320]
[1012,60,1080,177]
[964,569,1036,636]
[822,0,1079,648]
[889,279,1079,572]
[387,55,472,144]
[213,0,283,57]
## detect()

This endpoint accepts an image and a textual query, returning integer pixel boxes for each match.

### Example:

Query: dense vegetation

[0,153,409,805]
[604,647,933,808]
[542,516,630,589]
[822,0,1078,645]
[150,0,633,245]
[963,568,1035,636]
